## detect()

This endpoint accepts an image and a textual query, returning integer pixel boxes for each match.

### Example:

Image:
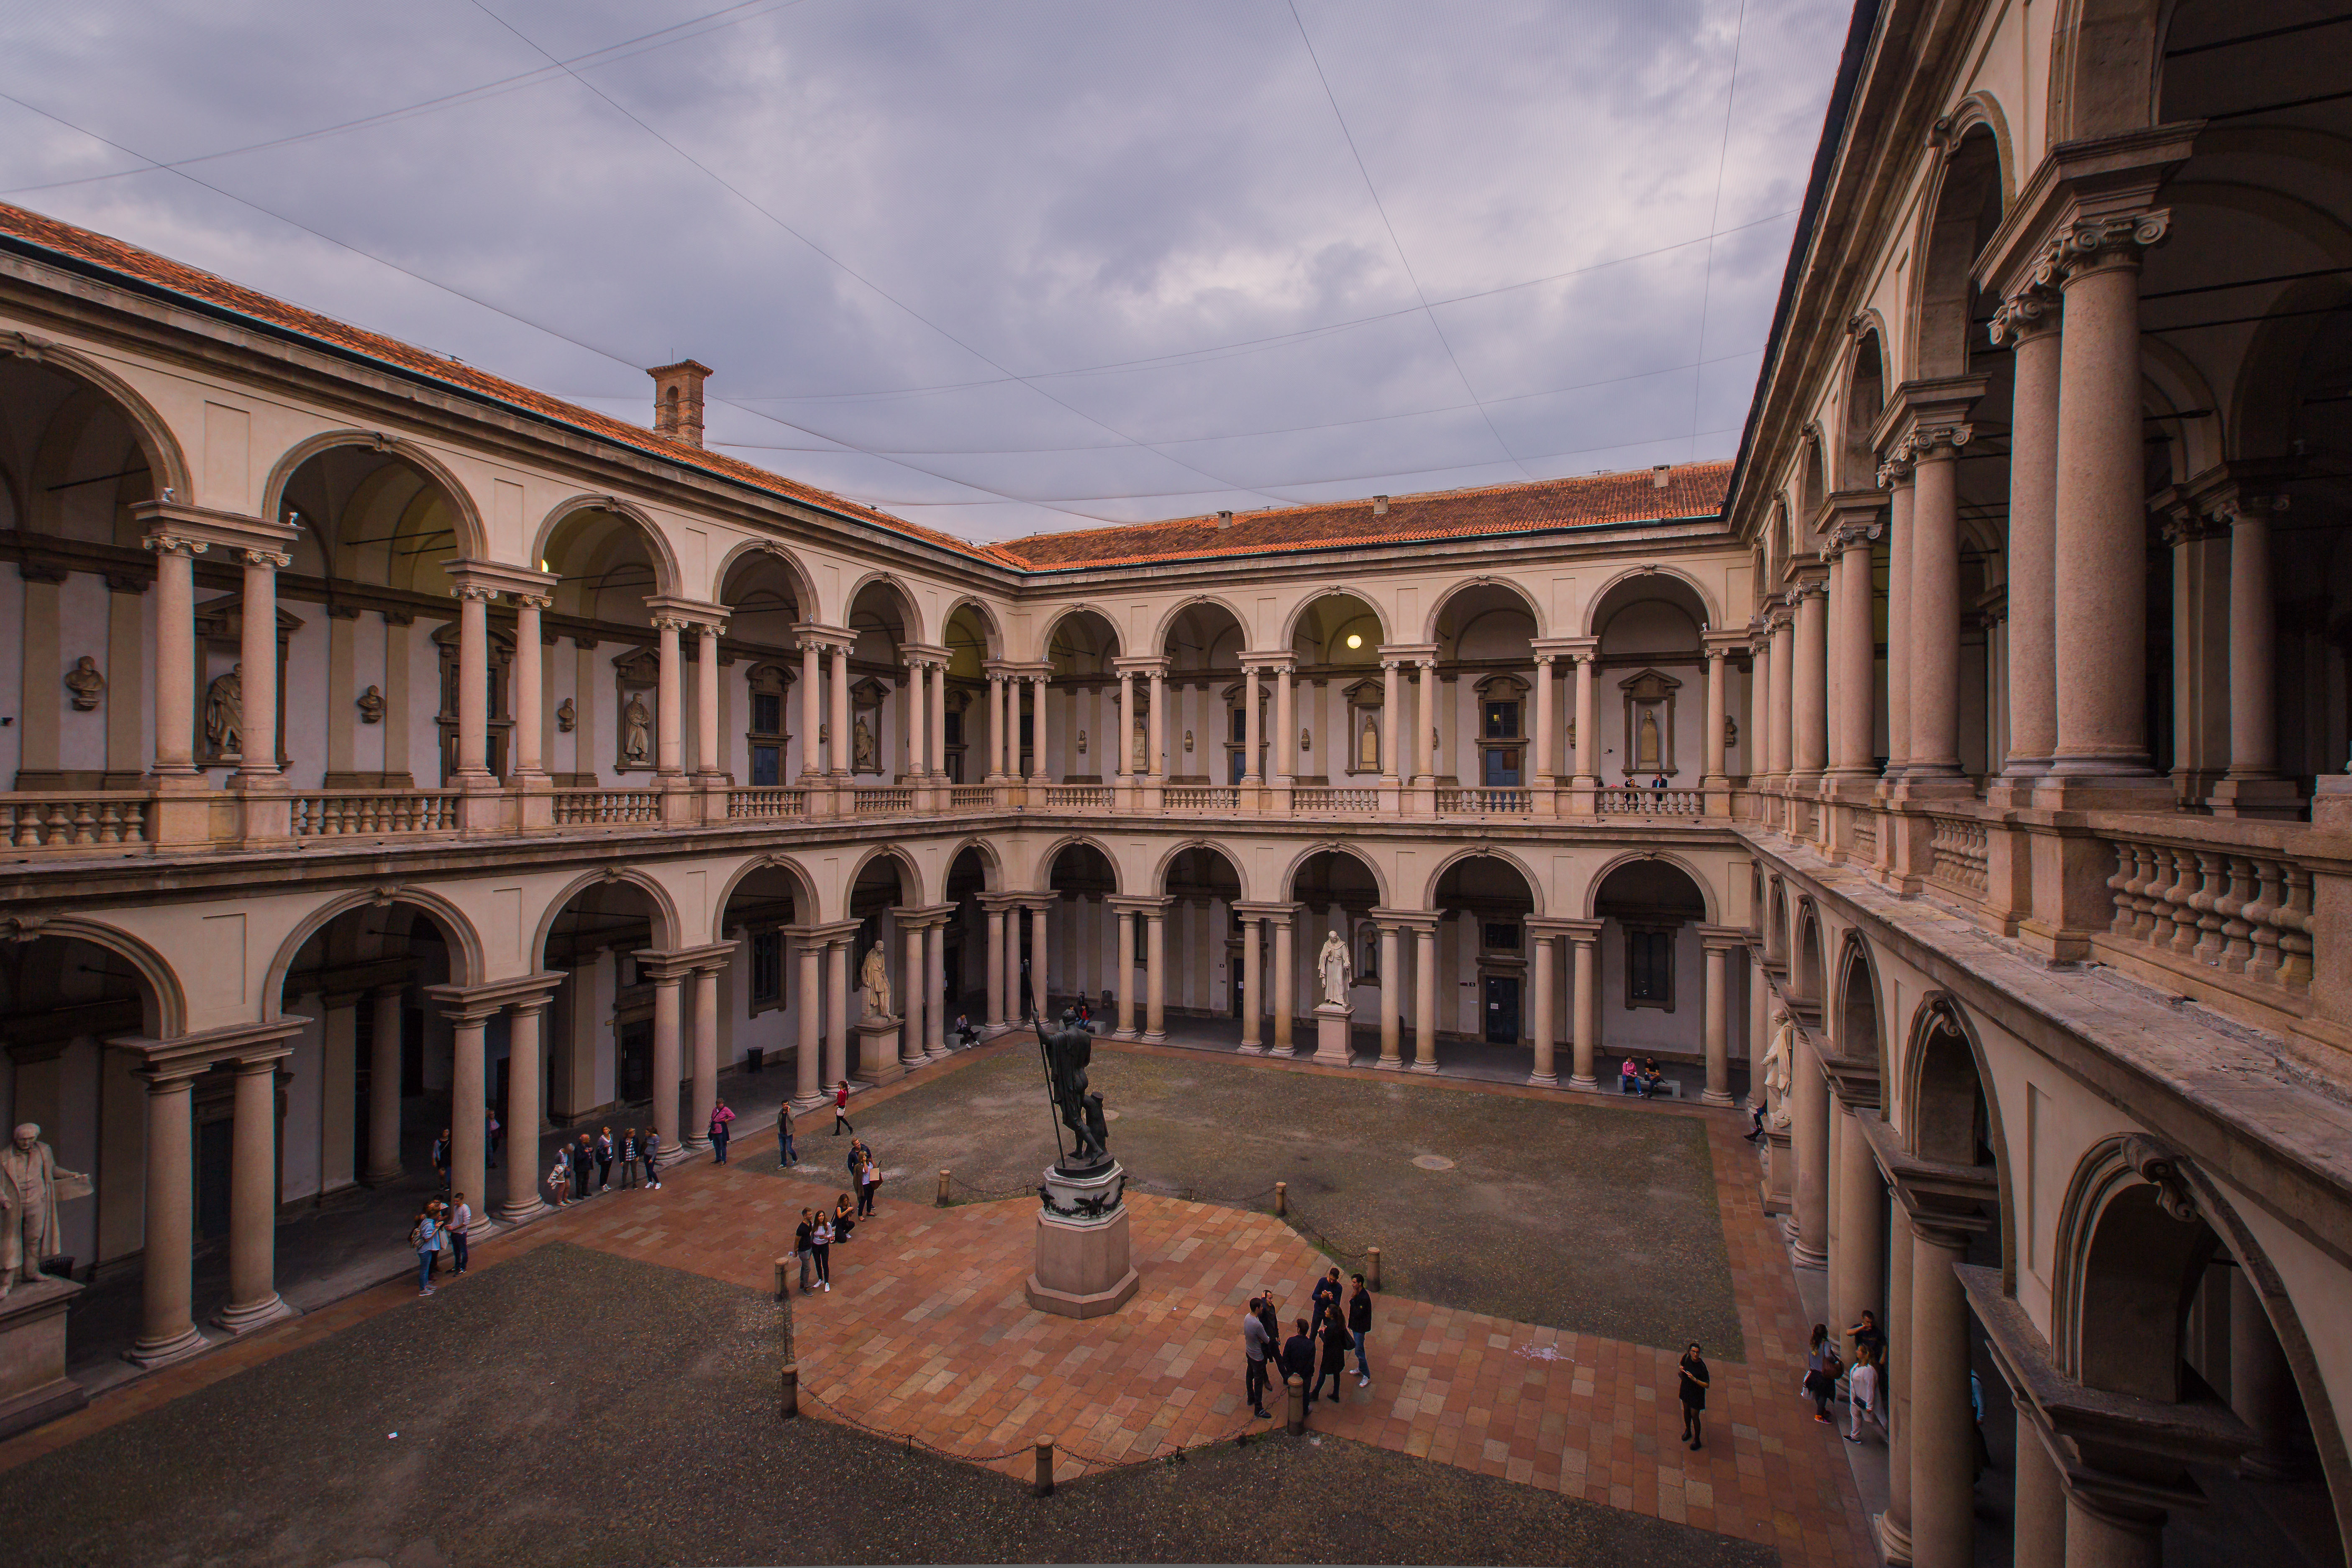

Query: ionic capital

[510,592,553,612]
[453,583,502,605]
[1875,451,1914,489]
[239,548,292,570]
[1901,423,1973,462]
[1987,281,2062,346]
[651,612,694,633]
[2052,209,2170,279]
[143,534,209,559]
[1830,520,1882,550]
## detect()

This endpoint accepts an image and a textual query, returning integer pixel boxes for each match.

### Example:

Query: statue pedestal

[1026,1161,1138,1320]
[0,1276,87,1441]
[1312,1001,1355,1066]
[853,1015,906,1085]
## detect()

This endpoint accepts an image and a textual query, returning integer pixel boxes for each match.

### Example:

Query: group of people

[788,1135,886,1294]
[409,1191,474,1295]
[1241,1267,1373,1420]
[547,1125,670,1205]
[1618,1056,1669,1098]
[1802,1311,1888,1443]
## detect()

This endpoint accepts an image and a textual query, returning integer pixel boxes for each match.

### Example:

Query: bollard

[1286,1374,1306,1435]
[779,1363,799,1419]
[1367,1245,1381,1291]
[773,1256,791,1300]
[1033,1436,1056,1496]
[1275,1181,1287,1217]
[938,1168,951,1207]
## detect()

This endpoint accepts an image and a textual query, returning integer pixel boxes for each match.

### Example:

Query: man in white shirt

[448,1193,473,1276]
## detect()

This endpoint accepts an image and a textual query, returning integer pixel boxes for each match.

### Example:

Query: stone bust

[64,655,104,711]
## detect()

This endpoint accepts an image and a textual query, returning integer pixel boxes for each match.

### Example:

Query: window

[1230,706,1248,744]
[1482,921,1520,953]
[944,708,963,746]
[1482,700,1520,740]
[750,931,783,1007]
[1627,927,1676,1010]
[751,691,782,735]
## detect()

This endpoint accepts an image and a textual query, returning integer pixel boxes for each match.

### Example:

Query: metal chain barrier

[796,1384,1271,1474]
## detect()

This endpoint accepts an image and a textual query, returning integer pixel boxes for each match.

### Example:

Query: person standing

[643,1128,663,1189]
[1804,1323,1841,1423]
[794,1209,816,1293]
[1847,1345,1883,1443]
[1312,1266,1343,1318]
[1311,1298,1349,1404]
[618,1128,640,1189]
[573,1133,596,1201]
[485,1110,501,1171]
[1347,1273,1373,1386]
[1281,1318,1316,1408]
[547,1153,571,1208]
[447,1192,472,1276]
[857,1150,881,1217]
[594,1127,615,1191]
[1679,1343,1710,1449]
[810,1208,833,1291]
[1242,1296,1273,1419]
[777,1111,798,1168]
[833,1081,854,1135]
[1255,1295,1281,1360]
[412,1205,441,1296]
[709,1099,737,1164]
[431,1128,452,1187]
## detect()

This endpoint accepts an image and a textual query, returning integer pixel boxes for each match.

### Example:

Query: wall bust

[556,697,576,733]
[357,685,386,725]
[64,656,104,712]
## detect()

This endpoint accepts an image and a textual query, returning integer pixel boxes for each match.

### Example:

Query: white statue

[859,941,893,1019]
[204,664,244,757]
[621,692,653,764]
[1761,1019,1793,1131]
[0,1124,89,1297]
[853,715,878,773]
[1317,928,1353,1008]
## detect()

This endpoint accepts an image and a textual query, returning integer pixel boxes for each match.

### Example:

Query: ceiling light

[1346,633,1363,649]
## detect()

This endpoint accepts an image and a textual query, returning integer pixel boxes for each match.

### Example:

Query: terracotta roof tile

[992,464,1732,569]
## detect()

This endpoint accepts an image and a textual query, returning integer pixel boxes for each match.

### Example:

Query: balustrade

[553,789,661,826]
[2106,835,2314,991]
[1043,785,1112,810]
[1436,787,1531,814]
[851,787,915,815]
[949,786,995,810]
[1596,787,1705,816]
[1,793,151,850]
[726,787,807,820]
[1927,815,1990,901]
[1162,786,1237,811]
[292,790,459,837]
[1294,786,1378,813]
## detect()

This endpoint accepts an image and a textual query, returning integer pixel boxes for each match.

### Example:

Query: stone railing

[1163,786,1238,812]
[1436,787,1531,814]
[851,787,915,815]
[950,787,995,810]
[2106,835,2314,991]
[1597,787,1705,816]
[1850,811,1877,858]
[1294,787,1378,813]
[1044,785,1113,810]
[1,792,151,850]
[292,790,459,837]
[554,789,661,826]
[1928,815,1990,901]
[726,787,807,820]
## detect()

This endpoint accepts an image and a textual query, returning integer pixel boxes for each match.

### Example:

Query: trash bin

[746,1047,766,1074]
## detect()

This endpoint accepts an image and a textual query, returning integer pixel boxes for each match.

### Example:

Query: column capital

[1367,906,1440,934]
[642,594,729,630]
[1231,899,1302,924]
[238,548,292,570]
[2051,208,2171,281]
[1696,922,1749,953]
[792,621,856,652]
[901,642,953,667]
[786,918,863,945]
[1701,629,1747,658]
[1238,649,1297,672]
[1105,894,1175,916]
[630,944,734,984]
[1988,279,2063,346]
[134,501,298,556]
[1897,422,1973,463]
[445,559,558,601]
[423,970,569,1021]
[974,892,1030,915]
[1110,654,1169,677]
[1525,915,1602,941]
[890,902,959,930]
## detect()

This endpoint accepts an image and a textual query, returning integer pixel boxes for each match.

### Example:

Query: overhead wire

[1688,0,1751,461]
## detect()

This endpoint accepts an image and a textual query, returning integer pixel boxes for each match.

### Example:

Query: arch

[1910,122,2007,382]
[529,868,682,965]
[1424,576,1546,644]
[1035,602,1123,664]
[1280,588,1389,652]
[1420,845,1540,915]
[1276,841,1388,908]
[940,595,1004,660]
[0,333,193,501]
[939,836,1004,893]
[712,537,820,617]
[842,844,927,914]
[1151,838,1250,902]
[3,914,189,1039]
[1578,565,1721,636]
[1899,992,2019,1284]
[1150,593,1252,654]
[709,852,821,931]
[1034,835,1122,897]
[1938,92,2017,209]
[2052,1136,2221,1401]
[1581,849,1720,924]
[1839,318,1890,491]
[1793,903,1825,1005]
[529,493,680,600]
[844,570,927,647]
[2047,0,2163,143]
[264,432,489,563]
[1834,932,1889,1087]
[262,887,486,1020]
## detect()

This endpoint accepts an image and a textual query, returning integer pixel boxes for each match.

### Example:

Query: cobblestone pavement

[758,1036,1743,1356]
[0,1039,1870,1566]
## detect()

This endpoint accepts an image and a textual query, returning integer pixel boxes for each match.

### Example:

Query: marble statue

[1132,712,1148,771]
[1317,927,1352,1007]
[621,693,652,764]
[0,1124,88,1297]
[1761,1020,1793,1131]
[852,715,877,772]
[859,940,892,1018]
[204,664,243,757]
[64,655,104,711]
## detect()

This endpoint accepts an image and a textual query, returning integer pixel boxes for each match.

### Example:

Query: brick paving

[0,1043,1874,1567]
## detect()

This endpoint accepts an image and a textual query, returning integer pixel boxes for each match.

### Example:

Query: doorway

[1483,975,1521,1045]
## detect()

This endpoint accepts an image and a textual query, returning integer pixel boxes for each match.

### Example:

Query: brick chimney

[648,360,712,448]
[1651,464,1673,488]
[1373,494,1389,515]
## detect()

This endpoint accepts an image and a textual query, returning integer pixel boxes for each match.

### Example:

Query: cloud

[0,0,1850,539]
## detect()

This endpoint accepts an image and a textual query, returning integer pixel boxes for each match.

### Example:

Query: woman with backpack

[1803,1322,1842,1423]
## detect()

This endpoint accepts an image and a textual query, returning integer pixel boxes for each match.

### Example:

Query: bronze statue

[1039,1015,1109,1170]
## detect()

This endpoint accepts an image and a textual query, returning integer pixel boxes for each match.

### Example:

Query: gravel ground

[771,1045,1742,1357]
[0,1242,1771,1568]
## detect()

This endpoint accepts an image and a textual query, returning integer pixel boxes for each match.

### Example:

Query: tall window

[1482,699,1522,787]
[751,930,783,1007]
[1626,927,1676,1009]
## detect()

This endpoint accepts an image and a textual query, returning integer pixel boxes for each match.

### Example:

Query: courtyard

[0,1040,1872,1567]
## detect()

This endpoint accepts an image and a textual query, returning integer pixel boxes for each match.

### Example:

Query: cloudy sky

[0,0,1851,541]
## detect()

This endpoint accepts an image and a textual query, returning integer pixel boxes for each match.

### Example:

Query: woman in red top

[833,1080,854,1135]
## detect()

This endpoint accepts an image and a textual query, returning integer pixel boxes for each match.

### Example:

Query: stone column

[1241,664,1263,786]
[1831,526,1880,776]
[1534,654,1557,783]
[2214,499,2291,813]
[929,661,948,781]
[453,584,496,781]
[1833,1105,1886,1335]
[1751,634,1775,788]
[1573,652,1599,784]
[1880,459,1916,778]
[2012,1414,2067,1568]
[1768,606,1796,781]
[144,535,203,781]
[364,987,405,1186]
[1793,579,1829,784]
[795,939,825,1107]
[1239,915,1264,1052]
[901,922,927,1068]
[654,616,685,778]
[1145,906,1168,1042]
[982,907,1006,1029]
[2048,213,2168,789]
[216,1053,290,1332]
[1910,1214,1980,1568]
[1029,904,1050,1021]
[1273,664,1295,784]
[234,548,289,784]
[1371,923,1402,1066]
[1570,927,1599,1089]
[1113,908,1138,1037]
[696,623,723,780]
[1704,648,1729,785]
[1381,659,1402,782]
[2063,1490,2165,1568]
[1029,675,1050,783]
[501,998,547,1221]
[1416,660,1438,782]
[925,922,948,1058]
[1413,924,1439,1073]
[825,938,849,1085]
[800,637,825,778]
[1529,932,1557,1085]
[1792,1029,1829,1266]
[1115,669,1133,785]
[688,962,721,1149]
[1992,287,2061,784]
[903,662,927,779]
[1272,913,1296,1054]
[1148,666,1166,780]
[512,594,547,777]
[448,1007,489,1214]
[1908,427,1969,780]
[649,968,682,1158]
[128,1065,205,1367]
[1883,1199,1916,1560]
[1702,939,1731,1104]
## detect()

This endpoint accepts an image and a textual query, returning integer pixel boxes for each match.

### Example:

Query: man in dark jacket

[1242,1296,1273,1418]
[1281,1317,1316,1406]
[1348,1273,1374,1386]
